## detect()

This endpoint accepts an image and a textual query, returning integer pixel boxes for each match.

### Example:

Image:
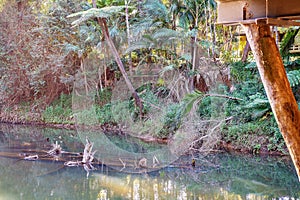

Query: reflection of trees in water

[0,153,299,199]
[0,124,300,199]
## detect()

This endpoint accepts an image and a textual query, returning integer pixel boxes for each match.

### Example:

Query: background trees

[0,0,82,108]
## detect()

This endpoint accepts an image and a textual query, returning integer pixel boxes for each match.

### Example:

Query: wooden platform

[289,45,300,53]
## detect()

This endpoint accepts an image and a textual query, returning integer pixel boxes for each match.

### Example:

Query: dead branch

[205,93,243,101]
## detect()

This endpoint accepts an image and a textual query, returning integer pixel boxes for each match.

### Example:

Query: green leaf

[182,90,203,116]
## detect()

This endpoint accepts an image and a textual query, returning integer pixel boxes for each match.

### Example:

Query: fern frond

[125,41,151,53]
[144,0,168,21]
[126,29,181,53]
[67,6,127,26]
[245,98,269,109]
[245,62,257,69]
[244,96,271,119]
[287,69,300,87]
[130,18,154,36]
[152,28,181,41]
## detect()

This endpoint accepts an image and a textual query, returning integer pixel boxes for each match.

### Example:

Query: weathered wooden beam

[216,0,300,25]
[242,24,300,181]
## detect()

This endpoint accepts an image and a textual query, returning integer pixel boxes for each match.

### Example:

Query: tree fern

[244,62,300,88]
[143,0,169,23]
[126,28,182,53]
[67,6,127,26]
[287,69,300,87]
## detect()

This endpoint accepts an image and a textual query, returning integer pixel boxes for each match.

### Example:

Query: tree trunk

[125,0,133,76]
[242,24,300,181]
[98,19,143,116]
[91,0,143,116]
[241,40,251,63]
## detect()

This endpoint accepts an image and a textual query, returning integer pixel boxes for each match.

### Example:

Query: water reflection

[0,123,299,199]
[0,154,299,200]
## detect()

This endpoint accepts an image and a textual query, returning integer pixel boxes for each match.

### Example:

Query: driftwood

[64,137,97,177]
[0,137,201,176]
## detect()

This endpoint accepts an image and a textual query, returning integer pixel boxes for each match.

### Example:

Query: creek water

[0,123,299,200]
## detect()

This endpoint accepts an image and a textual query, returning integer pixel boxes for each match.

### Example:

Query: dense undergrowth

[2,60,298,155]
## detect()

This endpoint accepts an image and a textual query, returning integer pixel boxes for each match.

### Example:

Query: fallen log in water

[0,138,201,175]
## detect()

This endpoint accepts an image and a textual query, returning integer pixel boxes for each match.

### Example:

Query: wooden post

[242,24,300,181]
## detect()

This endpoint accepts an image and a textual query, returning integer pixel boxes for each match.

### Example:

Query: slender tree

[71,1,144,116]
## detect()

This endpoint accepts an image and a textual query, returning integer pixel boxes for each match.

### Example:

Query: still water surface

[0,123,299,200]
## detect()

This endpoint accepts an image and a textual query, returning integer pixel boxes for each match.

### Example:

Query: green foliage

[223,118,285,154]
[96,103,114,124]
[144,0,169,23]
[42,94,73,124]
[126,28,182,53]
[95,87,112,107]
[159,103,183,137]
[280,28,300,57]
[74,106,99,125]
[287,69,300,87]
[181,90,203,116]
[127,84,161,120]
[230,61,259,83]
[245,94,270,120]
[68,6,127,26]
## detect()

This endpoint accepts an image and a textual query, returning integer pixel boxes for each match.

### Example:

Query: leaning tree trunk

[92,0,143,116]
[243,24,300,181]
[241,40,251,63]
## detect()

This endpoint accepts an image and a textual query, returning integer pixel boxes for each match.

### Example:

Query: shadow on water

[0,123,299,199]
